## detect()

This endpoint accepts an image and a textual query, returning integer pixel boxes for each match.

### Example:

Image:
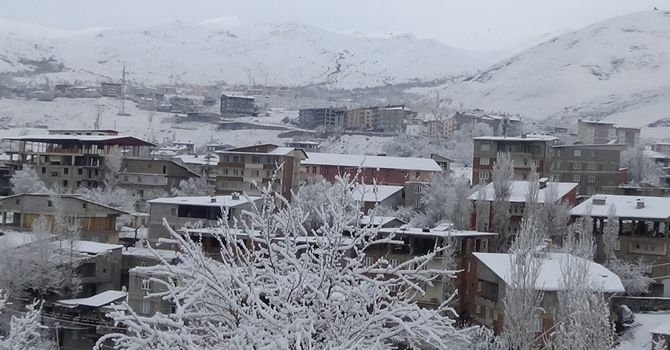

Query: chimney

[636,199,644,209]
[210,197,217,203]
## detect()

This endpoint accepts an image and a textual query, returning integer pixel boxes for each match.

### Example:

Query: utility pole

[117,65,131,116]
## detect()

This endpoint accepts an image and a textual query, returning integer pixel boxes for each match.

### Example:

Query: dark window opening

[177,205,226,221]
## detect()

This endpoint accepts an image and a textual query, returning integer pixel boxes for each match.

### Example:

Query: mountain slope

[430,10,670,130]
[0,18,494,88]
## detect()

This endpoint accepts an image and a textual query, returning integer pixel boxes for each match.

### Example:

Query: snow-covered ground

[617,312,670,350]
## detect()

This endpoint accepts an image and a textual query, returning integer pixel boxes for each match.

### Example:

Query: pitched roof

[302,152,442,172]
[3,134,155,146]
[148,195,261,208]
[473,252,624,293]
[0,193,131,215]
[467,181,577,203]
[57,290,127,308]
[351,185,404,202]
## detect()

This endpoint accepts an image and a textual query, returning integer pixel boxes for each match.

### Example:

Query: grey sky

[1,0,665,50]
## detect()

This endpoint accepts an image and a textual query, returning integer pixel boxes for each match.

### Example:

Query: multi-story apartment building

[468,179,577,236]
[119,158,201,198]
[551,143,626,196]
[445,112,522,137]
[345,105,417,133]
[298,107,346,129]
[0,193,130,243]
[146,194,262,245]
[220,94,256,116]
[577,120,617,144]
[301,152,442,186]
[616,127,641,147]
[216,144,306,198]
[571,194,670,296]
[472,252,623,335]
[3,130,154,191]
[472,135,557,185]
[652,143,670,156]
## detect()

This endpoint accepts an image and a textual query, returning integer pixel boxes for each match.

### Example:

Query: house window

[479,172,490,181]
[573,175,580,182]
[78,168,83,175]
[573,162,581,170]
[389,259,399,268]
[477,281,483,292]
[51,171,59,177]
[415,171,420,178]
[94,169,99,176]
[532,318,543,333]
[141,278,151,290]
[414,186,423,194]
[162,166,167,174]
[385,169,391,177]
[63,180,68,187]
[64,167,69,174]
[141,301,151,314]
[588,175,596,183]
[574,150,581,157]
[479,157,490,165]
[475,304,482,314]
[137,176,142,183]
[15,199,19,204]
[82,203,87,209]
[41,167,46,174]
[467,261,471,272]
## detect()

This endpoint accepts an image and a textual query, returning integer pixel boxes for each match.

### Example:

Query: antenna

[117,65,131,116]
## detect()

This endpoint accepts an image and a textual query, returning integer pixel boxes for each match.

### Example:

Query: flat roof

[173,154,219,166]
[148,195,261,208]
[468,181,577,203]
[303,152,442,172]
[218,146,298,156]
[579,120,615,125]
[473,135,558,142]
[570,194,670,220]
[474,252,624,293]
[3,134,155,146]
[379,227,497,238]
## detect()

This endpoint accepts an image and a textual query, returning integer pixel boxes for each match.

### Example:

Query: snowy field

[617,312,670,350]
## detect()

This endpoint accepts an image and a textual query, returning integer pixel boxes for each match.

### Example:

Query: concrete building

[551,143,627,196]
[571,194,670,296]
[652,143,670,156]
[351,184,404,212]
[146,194,262,245]
[100,82,122,98]
[472,252,623,335]
[0,194,130,243]
[119,158,201,198]
[216,144,307,199]
[3,130,154,191]
[345,105,417,133]
[468,180,578,237]
[371,226,497,312]
[301,152,442,186]
[298,107,346,129]
[616,127,641,147]
[577,120,617,144]
[472,135,557,186]
[220,94,256,116]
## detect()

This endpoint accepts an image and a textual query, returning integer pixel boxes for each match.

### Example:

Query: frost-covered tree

[104,145,124,189]
[475,185,489,232]
[9,167,48,194]
[0,292,55,350]
[492,152,514,250]
[621,146,662,184]
[553,225,614,350]
[170,177,214,197]
[77,145,138,211]
[600,205,653,295]
[417,173,472,228]
[97,176,474,349]
[0,197,81,301]
[538,183,571,244]
[501,214,544,350]
[292,176,359,231]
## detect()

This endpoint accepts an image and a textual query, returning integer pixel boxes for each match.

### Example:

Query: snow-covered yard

[617,312,670,350]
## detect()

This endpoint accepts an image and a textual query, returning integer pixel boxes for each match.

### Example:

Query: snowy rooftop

[651,322,670,336]
[468,181,577,203]
[303,152,442,172]
[570,194,670,220]
[473,252,624,293]
[0,230,49,249]
[122,247,180,261]
[359,216,405,227]
[57,290,127,308]
[3,134,154,146]
[218,146,297,156]
[379,227,497,238]
[173,153,219,165]
[579,120,616,126]
[473,134,558,142]
[148,195,261,208]
[61,241,123,255]
[351,185,404,202]
[644,149,670,160]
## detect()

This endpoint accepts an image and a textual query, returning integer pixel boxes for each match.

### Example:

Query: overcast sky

[2,0,665,50]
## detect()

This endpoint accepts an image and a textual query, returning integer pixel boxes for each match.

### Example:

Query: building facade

[119,158,201,198]
[298,107,346,129]
[577,120,617,144]
[216,144,306,199]
[220,94,256,116]
[472,135,557,186]
[551,144,626,196]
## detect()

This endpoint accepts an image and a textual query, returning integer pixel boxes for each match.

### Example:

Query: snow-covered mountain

[428,10,670,131]
[0,18,494,88]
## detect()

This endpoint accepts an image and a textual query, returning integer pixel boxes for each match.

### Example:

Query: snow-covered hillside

[426,10,670,132]
[0,18,494,88]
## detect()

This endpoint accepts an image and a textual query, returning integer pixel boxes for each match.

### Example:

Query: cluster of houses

[3,115,670,348]
[298,105,417,133]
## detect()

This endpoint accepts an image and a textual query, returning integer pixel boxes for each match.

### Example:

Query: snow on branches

[98,176,473,349]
